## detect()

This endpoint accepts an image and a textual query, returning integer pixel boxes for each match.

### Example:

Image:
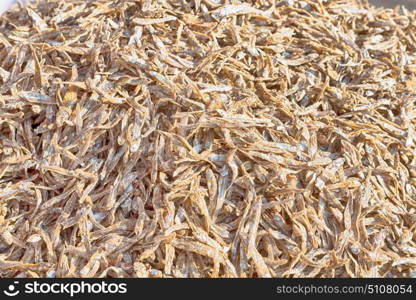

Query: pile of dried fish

[0,0,416,278]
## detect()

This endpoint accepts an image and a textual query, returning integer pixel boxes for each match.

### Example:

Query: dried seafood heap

[0,0,416,278]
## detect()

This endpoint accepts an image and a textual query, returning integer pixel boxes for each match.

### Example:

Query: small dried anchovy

[0,0,416,278]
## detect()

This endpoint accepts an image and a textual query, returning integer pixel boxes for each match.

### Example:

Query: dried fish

[0,0,415,279]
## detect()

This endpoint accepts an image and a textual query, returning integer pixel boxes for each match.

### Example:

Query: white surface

[0,0,26,15]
